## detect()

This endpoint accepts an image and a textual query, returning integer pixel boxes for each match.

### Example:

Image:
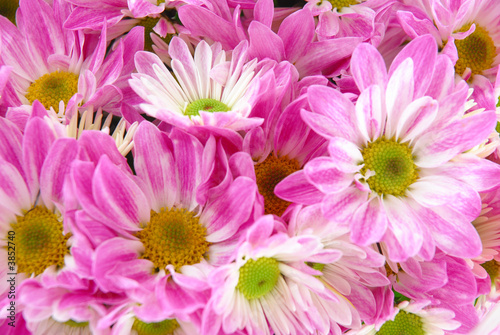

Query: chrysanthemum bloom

[70,122,260,319]
[283,204,391,333]
[129,37,278,131]
[179,4,362,78]
[277,35,500,261]
[398,0,500,83]
[346,300,460,335]
[0,109,83,316]
[203,215,335,335]
[0,0,140,125]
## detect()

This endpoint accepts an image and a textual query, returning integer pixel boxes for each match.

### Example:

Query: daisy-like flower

[0,0,140,126]
[0,107,82,316]
[203,215,329,335]
[398,0,500,82]
[347,300,460,335]
[277,35,500,261]
[70,122,260,319]
[129,37,274,131]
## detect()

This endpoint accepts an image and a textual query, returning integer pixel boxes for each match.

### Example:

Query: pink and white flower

[276,35,500,261]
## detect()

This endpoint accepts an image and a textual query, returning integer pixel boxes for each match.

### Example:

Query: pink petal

[22,116,56,200]
[275,170,325,205]
[413,110,497,168]
[388,34,437,99]
[354,84,384,141]
[351,43,388,91]
[248,21,285,62]
[278,9,315,64]
[40,138,78,209]
[305,85,361,143]
[327,137,363,173]
[321,186,367,222]
[397,96,438,142]
[134,122,177,210]
[350,197,388,245]
[254,0,273,27]
[304,157,353,194]
[93,156,150,231]
[382,196,423,261]
[0,159,31,214]
[385,58,414,137]
[202,177,257,243]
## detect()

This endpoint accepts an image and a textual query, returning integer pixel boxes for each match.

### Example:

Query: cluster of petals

[2,0,500,334]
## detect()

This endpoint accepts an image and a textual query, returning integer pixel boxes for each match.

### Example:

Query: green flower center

[237,257,281,300]
[184,98,230,117]
[135,208,210,271]
[25,71,79,110]
[481,259,499,284]
[360,137,418,196]
[0,0,19,24]
[132,318,180,335]
[9,206,70,276]
[454,23,496,77]
[377,311,425,335]
[254,154,300,216]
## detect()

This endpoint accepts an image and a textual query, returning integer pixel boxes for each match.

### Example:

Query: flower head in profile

[277,35,500,261]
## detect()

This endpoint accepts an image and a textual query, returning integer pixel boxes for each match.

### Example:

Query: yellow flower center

[254,154,300,216]
[135,208,210,271]
[0,0,19,24]
[9,206,70,276]
[237,257,281,300]
[481,259,499,284]
[25,71,79,110]
[132,318,180,335]
[64,320,89,328]
[326,0,360,8]
[377,311,425,335]
[360,137,418,196]
[454,23,496,77]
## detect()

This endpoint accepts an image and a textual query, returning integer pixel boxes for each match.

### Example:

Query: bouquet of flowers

[1,0,500,334]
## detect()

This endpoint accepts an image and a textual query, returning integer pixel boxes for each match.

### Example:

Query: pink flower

[0,0,140,125]
[277,35,500,261]
[70,121,260,320]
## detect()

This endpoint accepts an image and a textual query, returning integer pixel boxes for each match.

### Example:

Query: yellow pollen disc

[135,208,210,271]
[481,259,499,284]
[0,0,19,24]
[254,154,300,216]
[25,71,79,110]
[326,0,360,8]
[10,206,70,276]
[132,318,180,335]
[64,320,89,328]
[454,23,496,77]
